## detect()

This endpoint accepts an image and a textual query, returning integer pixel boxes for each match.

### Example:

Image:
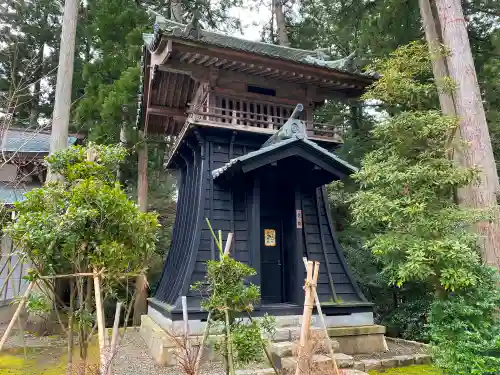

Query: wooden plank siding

[155,135,259,307]
[154,129,366,312]
[300,188,366,303]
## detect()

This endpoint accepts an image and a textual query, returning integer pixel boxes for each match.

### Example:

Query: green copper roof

[0,128,77,154]
[146,16,373,79]
[212,115,357,180]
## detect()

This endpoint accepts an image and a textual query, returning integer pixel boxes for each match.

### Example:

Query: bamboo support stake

[182,296,189,339]
[195,232,233,375]
[224,309,235,375]
[302,258,339,375]
[107,302,122,375]
[93,269,107,375]
[194,312,212,375]
[295,261,315,375]
[246,312,280,375]
[223,233,233,256]
[0,280,35,351]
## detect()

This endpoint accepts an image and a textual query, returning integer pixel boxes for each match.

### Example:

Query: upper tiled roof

[145,16,374,79]
[0,128,77,155]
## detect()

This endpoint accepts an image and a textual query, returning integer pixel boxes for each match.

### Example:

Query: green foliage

[46,144,127,183]
[0,0,60,125]
[230,321,264,364]
[6,144,159,277]
[363,42,438,110]
[192,220,271,368]
[291,0,421,57]
[428,267,500,375]
[25,293,52,316]
[350,42,500,375]
[74,0,149,143]
[368,364,442,375]
[194,256,260,318]
[341,230,433,341]
[351,43,483,292]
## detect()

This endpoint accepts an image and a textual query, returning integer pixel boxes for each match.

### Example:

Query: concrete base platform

[140,315,225,366]
[148,304,375,335]
[0,302,16,324]
[142,305,387,367]
[327,325,388,355]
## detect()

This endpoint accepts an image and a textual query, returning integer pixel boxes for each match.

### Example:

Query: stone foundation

[0,301,16,324]
[142,305,387,367]
[148,305,375,335]
[327,325,388,354]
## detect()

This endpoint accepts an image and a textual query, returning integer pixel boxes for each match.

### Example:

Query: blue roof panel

[1,128,77,154]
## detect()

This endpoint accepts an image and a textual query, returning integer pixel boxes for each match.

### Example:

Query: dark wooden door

[260,171,284,304]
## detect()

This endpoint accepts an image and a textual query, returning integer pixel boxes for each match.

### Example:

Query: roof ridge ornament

[183,11,202,39]
[262,103,307,148]
[304,49,361,73]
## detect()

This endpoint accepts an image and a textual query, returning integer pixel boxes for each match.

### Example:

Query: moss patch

[368,365,442,375]
[0,340,99,375]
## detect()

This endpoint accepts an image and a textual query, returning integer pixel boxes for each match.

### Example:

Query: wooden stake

[295,261,315,375]
[223,233,233,256]
[0,280,35,351]
[194,312,212,375]
[107,302,122,375]
[246,312,280,375]
[182,296,189,340]
[93,269,107,375]
[302,258,339,375]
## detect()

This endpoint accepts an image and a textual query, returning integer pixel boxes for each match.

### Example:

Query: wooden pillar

[137,130,148,212]
[133,130,148,325]
[305,85,316,137]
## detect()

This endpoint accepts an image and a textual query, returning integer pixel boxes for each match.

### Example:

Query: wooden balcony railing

[188,104,345,141]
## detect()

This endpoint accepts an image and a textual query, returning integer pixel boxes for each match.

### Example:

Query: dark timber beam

[171,41,373,89]
[147,105,186,119]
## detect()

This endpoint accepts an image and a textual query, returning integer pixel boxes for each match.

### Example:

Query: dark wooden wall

[155,131,262,308]
[300,187,366,303]
[154,128,366,311]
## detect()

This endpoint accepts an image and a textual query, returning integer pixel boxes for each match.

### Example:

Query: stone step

[264,327,301,342]
[235,369,276,375]
[268,338,340,358]
[282,353,354,370]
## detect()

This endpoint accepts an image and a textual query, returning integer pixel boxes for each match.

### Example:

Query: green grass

[0,340,99,375]
[368,364,442,375]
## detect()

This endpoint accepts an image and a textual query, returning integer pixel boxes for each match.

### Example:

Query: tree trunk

[171,0,183,22]
[435,0,500,269]
[419,0,469,205]
[137,131,148,212]
[48,0,79,178]
[133,130,149,325]
[419,0,456,116]
[29,45,45,127]
[274,0,290,46]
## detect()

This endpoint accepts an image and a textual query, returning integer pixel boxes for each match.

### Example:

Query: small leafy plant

[6,144,159,373]
[191,220,276,374]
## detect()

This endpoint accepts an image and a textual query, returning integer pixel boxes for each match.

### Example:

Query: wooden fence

[0,235,29,307]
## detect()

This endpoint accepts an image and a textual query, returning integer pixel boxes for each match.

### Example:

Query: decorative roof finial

[183,10,202,39]
[262,103,307,147]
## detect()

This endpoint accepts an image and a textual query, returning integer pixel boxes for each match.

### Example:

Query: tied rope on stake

[295,260,318,375]
[302,257,340,375]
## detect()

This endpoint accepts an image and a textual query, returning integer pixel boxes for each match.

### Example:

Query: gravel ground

[112,328,225,375]
[1,323,225,375]
[353,340,426,361]
[2,322,427,374]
